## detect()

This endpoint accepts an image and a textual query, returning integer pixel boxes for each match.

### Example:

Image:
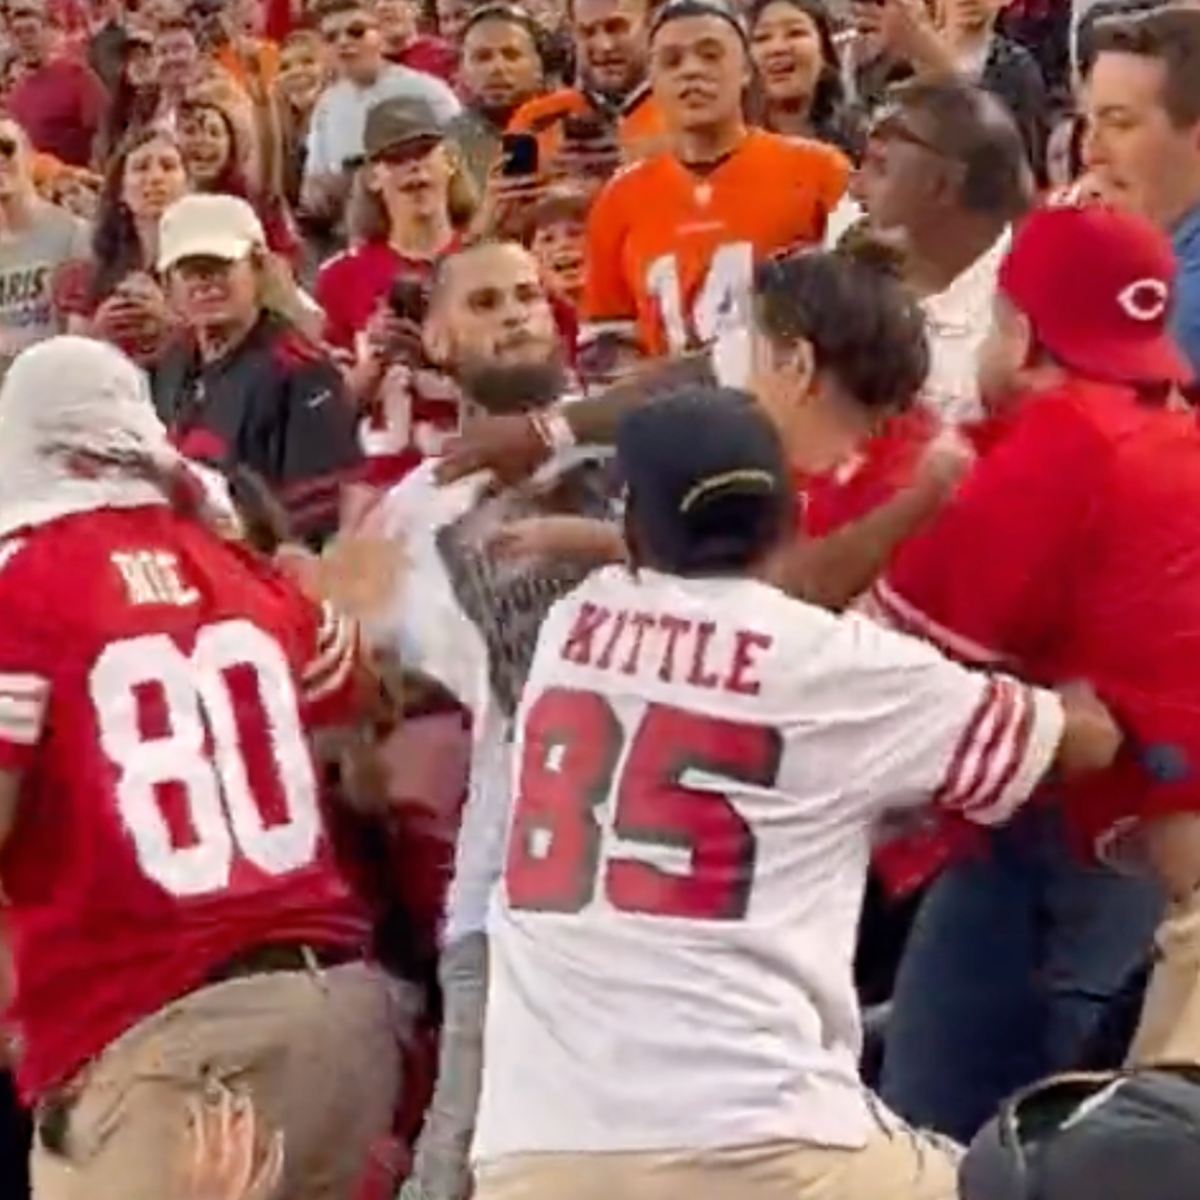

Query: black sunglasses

[324,19,371,41]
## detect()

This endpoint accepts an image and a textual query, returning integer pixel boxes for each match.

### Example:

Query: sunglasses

[0,138,19,160]
[868,107,952,158]
[323,20,371,41]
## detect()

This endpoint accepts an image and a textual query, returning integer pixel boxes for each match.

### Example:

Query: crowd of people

[2,0,1200,1198]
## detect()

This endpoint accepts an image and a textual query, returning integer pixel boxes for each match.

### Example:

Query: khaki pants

[31,962,418,1200]
[1128,888,1200,1064]
[475,1113,962,1200]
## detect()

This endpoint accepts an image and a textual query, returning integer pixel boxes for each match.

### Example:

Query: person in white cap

[0,336,409,1200]
[149,193,363,546]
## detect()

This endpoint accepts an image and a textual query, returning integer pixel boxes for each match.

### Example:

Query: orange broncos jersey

[581,130,849,357]
[508,84,668,167]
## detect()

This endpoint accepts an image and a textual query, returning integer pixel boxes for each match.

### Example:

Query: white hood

[0,336,202,540]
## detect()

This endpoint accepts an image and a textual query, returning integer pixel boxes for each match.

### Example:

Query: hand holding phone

[500,132,540,178]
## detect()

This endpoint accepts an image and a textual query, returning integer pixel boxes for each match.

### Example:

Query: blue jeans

[878,806,1163,1143]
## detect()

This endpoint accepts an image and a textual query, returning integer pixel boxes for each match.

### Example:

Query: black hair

[225,466,292,553]
[624,486,793,576]
[744,0,862,157]
[752,241,929,413]
[887,78,1034,221]
[1074,0,1160,79]
[87,126,183,309]
[1084,5,1200,129]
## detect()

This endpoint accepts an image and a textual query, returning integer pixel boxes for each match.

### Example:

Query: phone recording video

[387,278,430,326]
[500,133,540,178]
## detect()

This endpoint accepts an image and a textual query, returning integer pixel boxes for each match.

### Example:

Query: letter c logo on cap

[1117,278,1169,322]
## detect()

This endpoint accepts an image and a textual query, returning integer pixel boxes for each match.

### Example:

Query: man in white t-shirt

[857,79,1022,425]
[366,241,616,1200]
[473,386,1124,1200]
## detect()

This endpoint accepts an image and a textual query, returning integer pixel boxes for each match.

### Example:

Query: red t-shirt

[8,57,106,168]
[316,241,449,354]
[0,506,370,1100]
[385,36,458,85]
[871,379,1200,859]
[799,406,939,537]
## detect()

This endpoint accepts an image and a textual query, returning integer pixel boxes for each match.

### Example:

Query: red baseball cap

[998,204,1193,386]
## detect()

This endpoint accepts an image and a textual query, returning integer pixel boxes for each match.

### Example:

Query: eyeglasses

[323,20,371,42]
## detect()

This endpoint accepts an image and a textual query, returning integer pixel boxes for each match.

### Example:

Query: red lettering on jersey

[594,609,629,671]
[620,611,657,675]
[657,613,690,681]
[560,601,611,665]
[723,630,771,697]
[506,687,782,920]
[686,621,721,690]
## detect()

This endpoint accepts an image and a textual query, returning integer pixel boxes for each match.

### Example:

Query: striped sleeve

[832,612,1062,827]
[0,673,50,757]
[931,675,1063,826]
[301,601,362,727]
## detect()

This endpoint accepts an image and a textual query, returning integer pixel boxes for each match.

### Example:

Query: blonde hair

[347,147,479,242]
[253,249,318,334]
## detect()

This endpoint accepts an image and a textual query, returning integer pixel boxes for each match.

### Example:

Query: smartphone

[500,132,540,178]
[387,277,429,325]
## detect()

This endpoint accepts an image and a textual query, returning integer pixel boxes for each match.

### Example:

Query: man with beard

[448,6,549,189]
[508,0,668,164]
[369,240,615,1200]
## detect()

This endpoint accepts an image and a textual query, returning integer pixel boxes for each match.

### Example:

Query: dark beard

[456,353,569,414]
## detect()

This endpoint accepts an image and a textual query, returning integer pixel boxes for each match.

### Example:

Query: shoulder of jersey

[268,326,330,371]
[509,89,581,132]
[601,155,666,197]
[316,247,357,278]
[0,539,28,576]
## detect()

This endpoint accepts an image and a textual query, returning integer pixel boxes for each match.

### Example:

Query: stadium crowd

[3,0,1200,1198]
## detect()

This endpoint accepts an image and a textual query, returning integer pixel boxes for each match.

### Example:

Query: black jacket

[150,312,363,545]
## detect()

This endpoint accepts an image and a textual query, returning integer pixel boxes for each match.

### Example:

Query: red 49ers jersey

[0,506,369,1101]
[581,130,848,357]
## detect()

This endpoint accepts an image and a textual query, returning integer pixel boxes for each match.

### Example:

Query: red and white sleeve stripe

[0,672,49,748]
[864,579,1006,668]
[301,602,359,711]
[932,676,1063,825]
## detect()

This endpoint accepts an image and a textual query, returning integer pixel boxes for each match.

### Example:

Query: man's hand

[488,515,624,562]
[179,1086,284,1200]
[914,426,975,499]
[434,411,551,486]
[1055,680,1124,777]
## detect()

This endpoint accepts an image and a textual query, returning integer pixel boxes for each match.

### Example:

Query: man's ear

[785,336,816,396]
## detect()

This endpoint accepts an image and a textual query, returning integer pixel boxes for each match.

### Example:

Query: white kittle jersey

[474,566,1064,1160]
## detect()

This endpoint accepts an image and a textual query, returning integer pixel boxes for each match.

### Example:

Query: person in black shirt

[150,193,362,546]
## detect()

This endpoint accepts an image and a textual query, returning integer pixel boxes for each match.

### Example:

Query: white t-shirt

[369,452,615,943]
[921,231,1009,425]
[474,566,1063,1159]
